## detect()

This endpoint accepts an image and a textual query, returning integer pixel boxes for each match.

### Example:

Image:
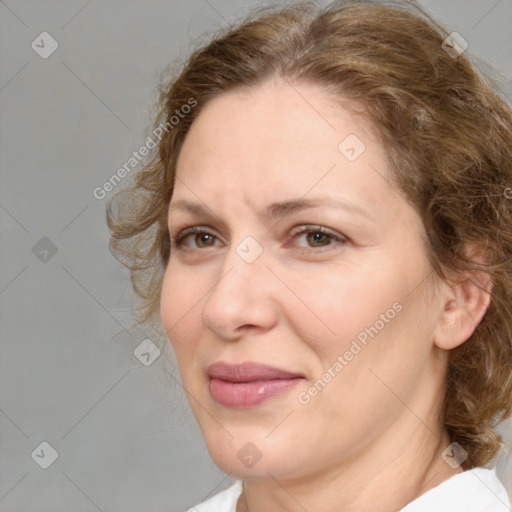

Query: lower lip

[209,377,303,408]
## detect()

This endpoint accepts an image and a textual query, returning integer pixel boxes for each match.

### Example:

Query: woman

[107,0,512,510]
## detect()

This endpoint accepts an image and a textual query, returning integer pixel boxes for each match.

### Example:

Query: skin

[159,78,491,512]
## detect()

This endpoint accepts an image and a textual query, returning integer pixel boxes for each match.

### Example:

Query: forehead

[173,79,393,215]
[179,80,376,163]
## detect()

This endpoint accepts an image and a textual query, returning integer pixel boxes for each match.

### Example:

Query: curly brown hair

[106,0,512,469]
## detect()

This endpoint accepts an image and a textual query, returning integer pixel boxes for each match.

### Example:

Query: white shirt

[188,468,511,512]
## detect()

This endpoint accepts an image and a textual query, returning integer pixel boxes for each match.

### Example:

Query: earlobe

[434,269,492,351]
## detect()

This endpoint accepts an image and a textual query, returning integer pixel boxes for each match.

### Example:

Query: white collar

[400,467,510,511]
[193,467,510,512]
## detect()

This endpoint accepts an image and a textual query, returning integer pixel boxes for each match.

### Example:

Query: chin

[209,447,292,480]
[200,424,304,480]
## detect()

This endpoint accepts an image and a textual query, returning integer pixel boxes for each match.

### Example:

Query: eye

[171,226,222,249]
[290,225,346,250]
[170,224,347,252]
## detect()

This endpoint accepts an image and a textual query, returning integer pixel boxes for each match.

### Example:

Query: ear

[433,248,493,351]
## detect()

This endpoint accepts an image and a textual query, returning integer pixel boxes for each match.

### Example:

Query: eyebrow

[168,195,373,223]
[264,196,372,222]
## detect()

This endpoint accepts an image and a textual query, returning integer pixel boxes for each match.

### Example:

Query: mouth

[206,361,305,408]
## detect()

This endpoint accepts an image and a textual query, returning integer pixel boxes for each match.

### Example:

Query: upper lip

[206,361,304,383]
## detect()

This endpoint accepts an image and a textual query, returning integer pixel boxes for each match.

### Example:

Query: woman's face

[160,79,448,480]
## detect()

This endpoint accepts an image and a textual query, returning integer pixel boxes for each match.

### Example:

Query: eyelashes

[173,226,221,249]
[170,224,347,252]
[291,225,346,249]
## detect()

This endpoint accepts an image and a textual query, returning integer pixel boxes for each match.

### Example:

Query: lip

[206,361,304,408]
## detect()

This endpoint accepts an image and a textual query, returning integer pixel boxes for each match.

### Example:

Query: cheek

[283,260,405,360]
[300,266,433,411]
[160,264,203,362]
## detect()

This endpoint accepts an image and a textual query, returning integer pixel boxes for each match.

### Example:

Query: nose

[201,242,279,340]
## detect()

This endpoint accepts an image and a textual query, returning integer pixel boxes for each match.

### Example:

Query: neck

[236,424,463,512]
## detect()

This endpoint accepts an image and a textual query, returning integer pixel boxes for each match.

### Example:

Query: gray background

[1,0,511,511]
